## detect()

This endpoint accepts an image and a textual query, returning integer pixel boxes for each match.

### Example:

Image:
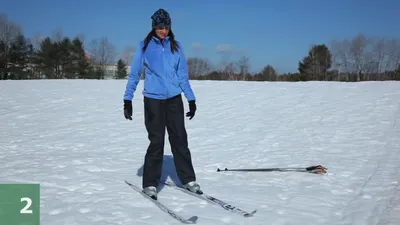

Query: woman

[122,8,201,200]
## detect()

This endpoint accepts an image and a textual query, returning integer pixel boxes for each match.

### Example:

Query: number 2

[20,197,33,214]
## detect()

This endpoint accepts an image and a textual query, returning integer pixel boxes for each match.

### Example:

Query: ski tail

[217,164,327,174]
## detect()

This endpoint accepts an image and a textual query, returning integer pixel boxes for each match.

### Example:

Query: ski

[125,180,198,224]
[216,164,327,174]
[161,180,257,217]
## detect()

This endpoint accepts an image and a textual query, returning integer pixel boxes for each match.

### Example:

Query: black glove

[186,100,196,120]
[124,100,132,120]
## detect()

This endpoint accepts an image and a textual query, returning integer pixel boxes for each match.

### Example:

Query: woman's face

[155,26,169,39]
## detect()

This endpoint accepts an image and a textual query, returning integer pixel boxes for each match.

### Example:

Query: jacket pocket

[144,73,163,95]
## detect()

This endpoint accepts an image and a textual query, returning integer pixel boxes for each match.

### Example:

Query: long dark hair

[142,28,179,53]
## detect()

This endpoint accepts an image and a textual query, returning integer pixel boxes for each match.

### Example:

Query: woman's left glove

[124,100,132,120]
[186,100,196,120]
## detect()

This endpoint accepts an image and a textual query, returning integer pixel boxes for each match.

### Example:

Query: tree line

[188,35,400,81]
[1,13,399,81]
[0,14,128,80]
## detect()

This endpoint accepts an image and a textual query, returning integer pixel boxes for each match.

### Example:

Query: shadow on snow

[136,154,181,192]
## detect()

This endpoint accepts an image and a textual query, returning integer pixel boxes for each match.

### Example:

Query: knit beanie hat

[151,9,171,28]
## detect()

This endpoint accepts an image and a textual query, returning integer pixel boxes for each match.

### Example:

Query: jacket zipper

[160,39,168,98]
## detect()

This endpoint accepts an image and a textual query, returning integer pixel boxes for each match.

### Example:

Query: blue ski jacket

[123,36,196,102]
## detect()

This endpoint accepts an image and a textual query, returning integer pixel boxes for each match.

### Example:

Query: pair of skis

[125,180,256,224]
[125,164,327,223]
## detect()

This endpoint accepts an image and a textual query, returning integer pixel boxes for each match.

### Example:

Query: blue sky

[2,0,400,73]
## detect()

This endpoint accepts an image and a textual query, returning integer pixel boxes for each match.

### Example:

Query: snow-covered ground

[1,80,400,225]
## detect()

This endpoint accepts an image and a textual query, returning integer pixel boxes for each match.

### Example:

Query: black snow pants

[142,94,196,188]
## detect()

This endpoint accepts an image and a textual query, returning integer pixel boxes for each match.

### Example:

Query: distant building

[84,55,132,79]
[102,64,132,79]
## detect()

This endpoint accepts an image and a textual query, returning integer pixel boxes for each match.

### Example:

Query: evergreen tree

[115,59,127,79]
[59,37,74,78]
[0,40,7,79]
[298,44,332,80]
[36,37,56,78]
[71,37,92,79]
[8,34,33,79]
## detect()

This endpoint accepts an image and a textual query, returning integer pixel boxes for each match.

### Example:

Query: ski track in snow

[0,80,399,225]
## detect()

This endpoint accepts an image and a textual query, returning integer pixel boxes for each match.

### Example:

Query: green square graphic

[0,184,40,225]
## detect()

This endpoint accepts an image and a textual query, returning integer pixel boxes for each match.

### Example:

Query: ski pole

[216,165,327,174]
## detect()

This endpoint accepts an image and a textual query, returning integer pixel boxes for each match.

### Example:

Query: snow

[1,79,400,225]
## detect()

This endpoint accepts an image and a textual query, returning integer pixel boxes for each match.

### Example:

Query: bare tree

[330,39,351,81]
[373,38,385,74]
[385,38,400,72]
[349,33,369,81]
[30,33,44,51]
[51,28,64,42]
[76,33,85,43]
[121,45,136,64]
[216,44,233,74]
[0,14,23,79]
[394,40,400,70]
[0,14,22,42]
[331,34,400,81]
[187,57,212,79]
[74,33,86,52]
[235,56,250,80]
[364,37,386,80]
[87,37,117,79]
[223,62,236,80]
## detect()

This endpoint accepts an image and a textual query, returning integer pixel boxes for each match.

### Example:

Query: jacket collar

[151,35,170,45]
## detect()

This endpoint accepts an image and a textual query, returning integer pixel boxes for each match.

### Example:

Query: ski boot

[183,181,203,194]
[143,186,157,200]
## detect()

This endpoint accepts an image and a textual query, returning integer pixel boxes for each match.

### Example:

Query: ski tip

[244,209,257,217]
[185,216,199,224]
